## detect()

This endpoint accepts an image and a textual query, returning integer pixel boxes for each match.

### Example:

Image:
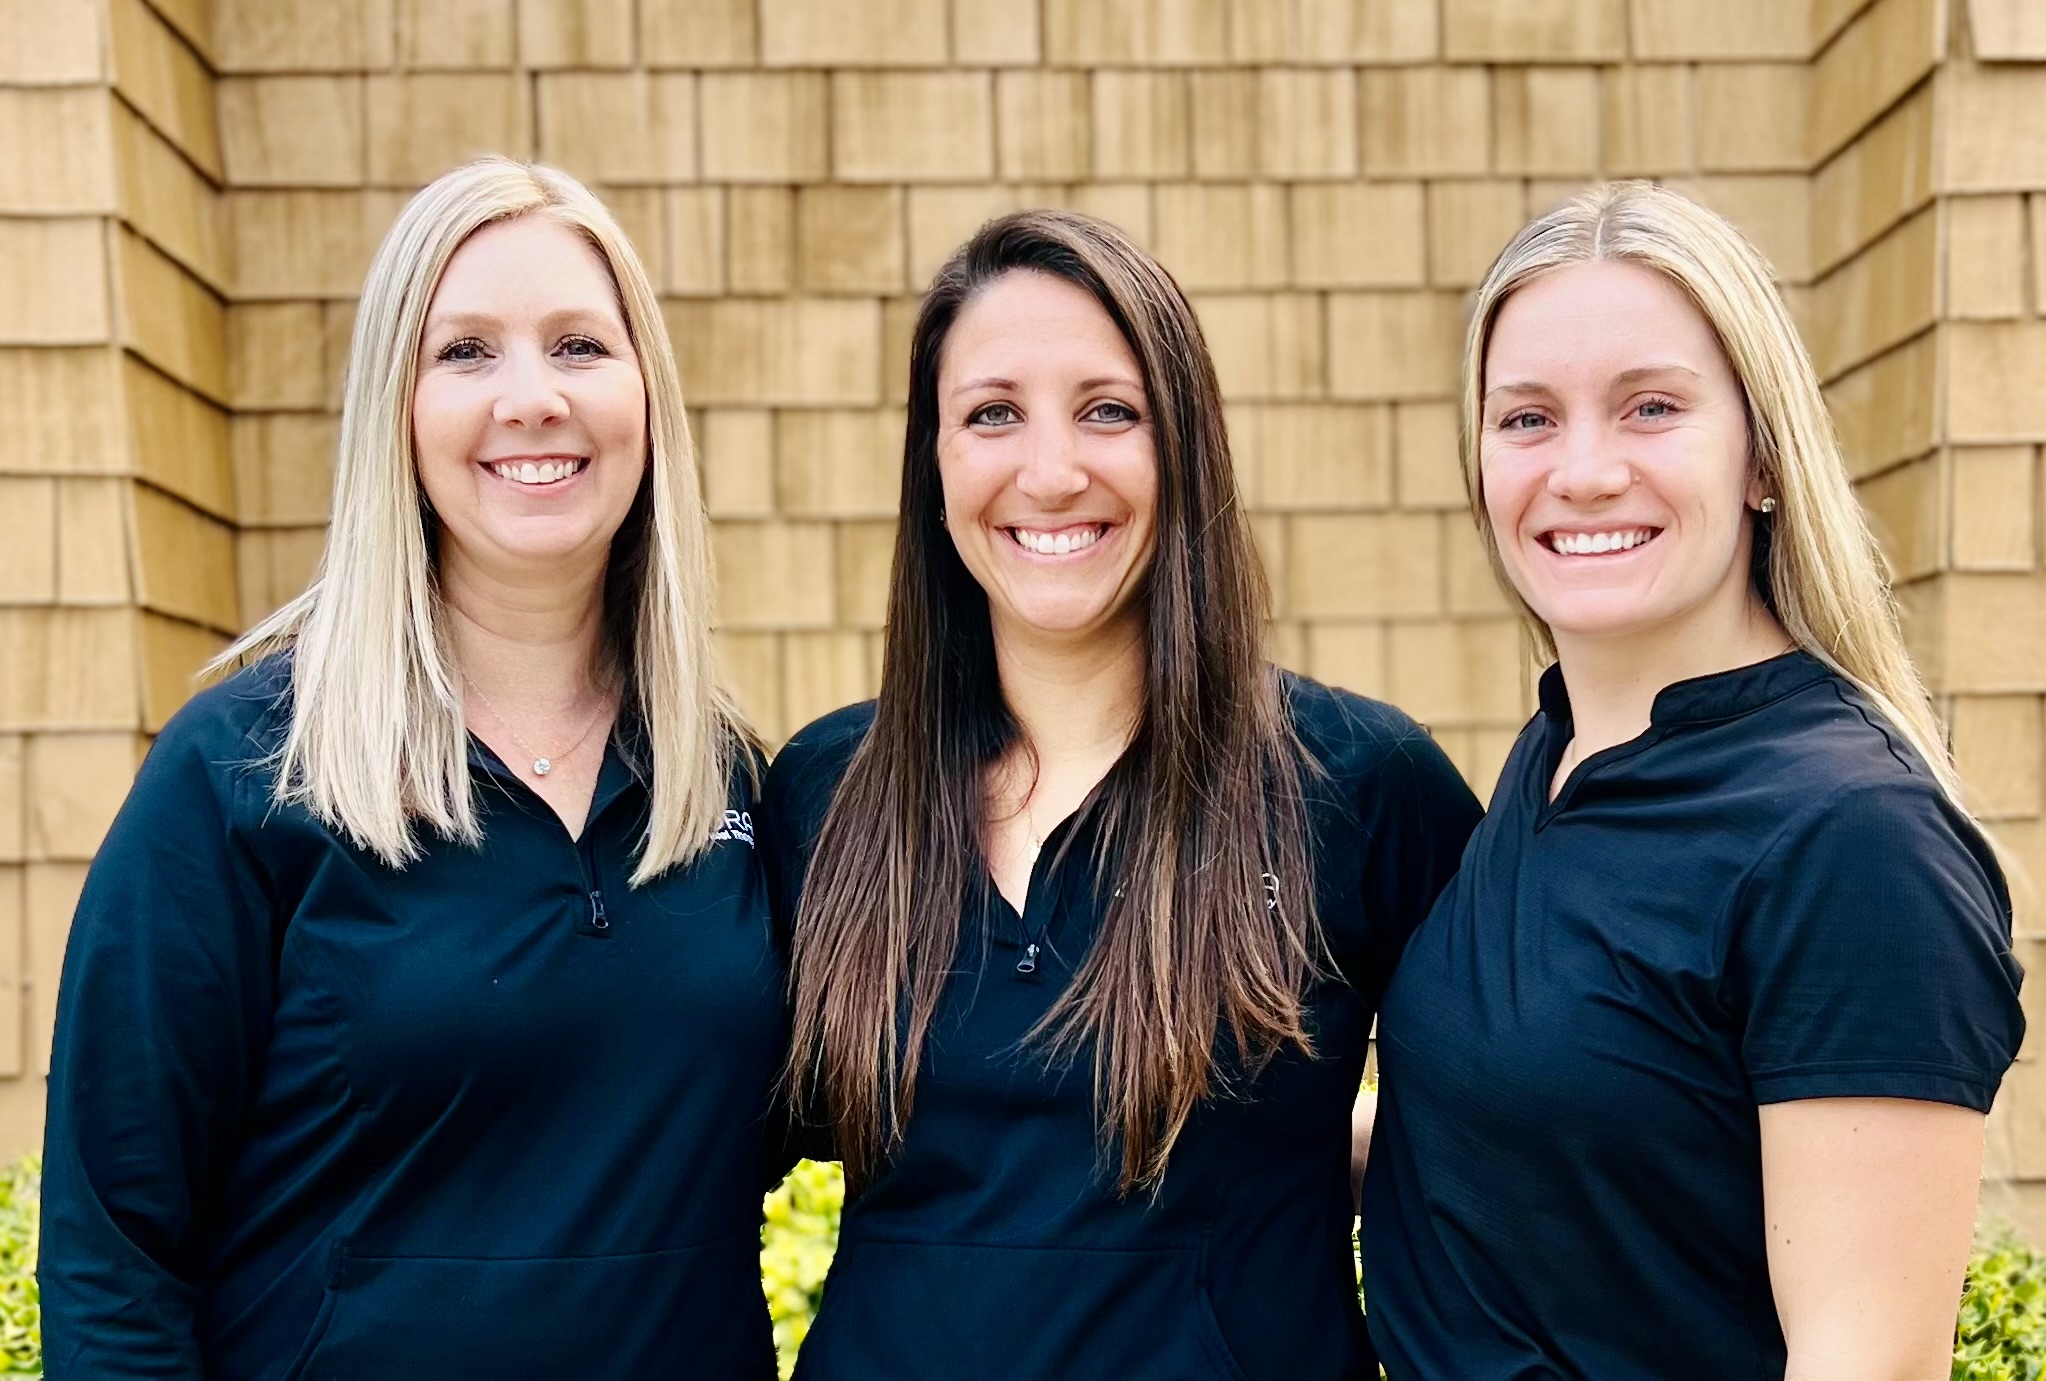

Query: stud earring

[1759,496,1777,514]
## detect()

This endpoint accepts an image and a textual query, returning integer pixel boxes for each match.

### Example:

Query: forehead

[941,270,1140,379]
[1486,260,1729,383]
[427,215,622,318]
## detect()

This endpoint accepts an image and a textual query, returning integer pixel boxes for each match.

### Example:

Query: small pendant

[533,757,552,776]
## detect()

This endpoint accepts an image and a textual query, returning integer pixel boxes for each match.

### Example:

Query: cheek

[1478,454,1531,538]
[410,379,474,469]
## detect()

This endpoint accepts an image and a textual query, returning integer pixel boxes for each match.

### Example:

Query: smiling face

[1479,260,1771,658]
[412,215,648,587]
[935,269,1158,647]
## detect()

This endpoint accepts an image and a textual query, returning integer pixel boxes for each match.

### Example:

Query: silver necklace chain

[461,672,610,779]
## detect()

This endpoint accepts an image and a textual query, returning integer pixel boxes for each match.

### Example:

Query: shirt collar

[1538,649,1833,733]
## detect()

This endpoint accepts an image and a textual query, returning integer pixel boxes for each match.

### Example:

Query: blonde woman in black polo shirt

[1361,181,2024,1378]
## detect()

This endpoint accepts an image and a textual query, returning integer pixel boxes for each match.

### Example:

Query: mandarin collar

[1538,650,1832,733]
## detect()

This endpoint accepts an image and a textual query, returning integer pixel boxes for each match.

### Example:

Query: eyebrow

[421,306,623,337]
[950,374,1146,397]
[1483,363,1705,404]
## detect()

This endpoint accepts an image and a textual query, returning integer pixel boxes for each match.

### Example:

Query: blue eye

[558,335,608,359]
[1637,396,1680,419]
[968,402,1021,426]
[1501,411,1547,431]
[1086,401,1140,425]
[437,337,488,363]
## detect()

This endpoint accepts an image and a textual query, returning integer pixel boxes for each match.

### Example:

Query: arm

[40,710,274,1379]
[1349,1087,1376,1214]
[1762,1097,1982,1381]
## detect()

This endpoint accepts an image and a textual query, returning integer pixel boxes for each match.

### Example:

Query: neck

[442,541,610,705]
[1552,592,1789,758]
[993,613,1146,767]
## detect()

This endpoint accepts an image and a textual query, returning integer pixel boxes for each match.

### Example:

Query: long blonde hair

[1461,181,1961,804]
[217,157,748,883]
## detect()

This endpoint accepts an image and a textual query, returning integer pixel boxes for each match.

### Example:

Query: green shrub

[0,1156,36,1376]
[1956,1232,2046,1380]
[759,1158,844,1379]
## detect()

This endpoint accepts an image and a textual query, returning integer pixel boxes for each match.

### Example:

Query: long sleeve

[39,705,277,1379]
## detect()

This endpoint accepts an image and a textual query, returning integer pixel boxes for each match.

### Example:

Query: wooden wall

[2,0,2044,1224]
[0,0,232,1149]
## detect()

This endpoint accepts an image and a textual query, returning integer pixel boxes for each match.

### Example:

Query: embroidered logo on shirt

[710,809,755,848]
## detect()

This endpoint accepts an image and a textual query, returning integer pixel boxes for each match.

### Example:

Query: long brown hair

[787,210,1319,1192]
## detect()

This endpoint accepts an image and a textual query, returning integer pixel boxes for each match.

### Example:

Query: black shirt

[1360,651,2025,1379]
[41,655,790,1380]
[762,673,1482,1381]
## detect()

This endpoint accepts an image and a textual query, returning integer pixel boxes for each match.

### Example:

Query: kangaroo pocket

[796,1237,1251,1381]
[289,1230,776,1381]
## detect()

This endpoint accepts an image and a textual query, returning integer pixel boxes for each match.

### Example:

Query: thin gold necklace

[461,673,610,779]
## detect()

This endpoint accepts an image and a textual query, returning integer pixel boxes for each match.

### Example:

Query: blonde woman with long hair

[40,159,787,1379]
[1358,181,2025,1378]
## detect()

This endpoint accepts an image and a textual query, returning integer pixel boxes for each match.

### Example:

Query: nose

[491,343,568,430]
[1013,417,1089,506]
[1543,422,1632,505]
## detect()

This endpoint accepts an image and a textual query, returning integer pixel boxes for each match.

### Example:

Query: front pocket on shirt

[288,1230,776,1381]
[798,1237,1254,1381]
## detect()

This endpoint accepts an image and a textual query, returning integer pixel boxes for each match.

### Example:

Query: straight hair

[216,157,748,884]
[787,210,1319,1191]
[1461,180,1964,806]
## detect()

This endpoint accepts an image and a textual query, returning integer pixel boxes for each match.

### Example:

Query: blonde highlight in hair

[216,157,748,883]
[1460,181,1963,805]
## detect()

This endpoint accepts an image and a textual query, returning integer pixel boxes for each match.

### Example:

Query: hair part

[1460,180,1964,806]
[787,209,1319,1191]
[215,156,749,884]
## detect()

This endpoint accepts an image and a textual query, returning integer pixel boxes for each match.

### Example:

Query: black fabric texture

[1360,650,2025,1380]
[760,672,1483,1381]
[40,655,790,1380]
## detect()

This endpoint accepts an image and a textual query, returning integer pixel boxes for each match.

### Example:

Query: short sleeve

[1731,781,2024,1112]
[1343,722,1485,999]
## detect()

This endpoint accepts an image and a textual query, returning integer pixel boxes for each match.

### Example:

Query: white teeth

[492,459,584,486]
[1013,526,1103,556]
[1551,528,1654,556]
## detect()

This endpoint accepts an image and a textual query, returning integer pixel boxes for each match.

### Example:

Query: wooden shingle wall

[1941,0,2046,1237]
[207,0,1825,798]
[2,0,2044,1194]
[0,0,232,1147]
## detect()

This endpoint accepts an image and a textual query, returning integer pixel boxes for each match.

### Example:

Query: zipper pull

[1016,943,1038,975]
[589,890,609,931]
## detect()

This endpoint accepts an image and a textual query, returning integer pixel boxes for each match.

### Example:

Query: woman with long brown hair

[763,210,1481,1379]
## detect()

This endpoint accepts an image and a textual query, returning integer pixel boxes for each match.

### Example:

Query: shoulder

[1756,672,1943,791]
[146,655,292,785]
[1281,670,1464,799]
[1281,670,1433,770]
[763,700,877,829]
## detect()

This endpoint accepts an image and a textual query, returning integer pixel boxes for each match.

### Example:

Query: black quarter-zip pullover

[41,654,790,1380]
[763,673,1482,1380]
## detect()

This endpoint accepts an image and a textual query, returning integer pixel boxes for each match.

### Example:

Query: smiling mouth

[1541,526,1661,556]
[1006,523,1110,556]
[486,458,589,487]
